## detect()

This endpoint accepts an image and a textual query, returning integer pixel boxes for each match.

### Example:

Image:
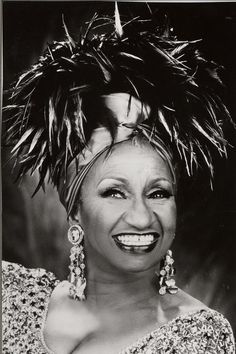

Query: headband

[58,93,175,215]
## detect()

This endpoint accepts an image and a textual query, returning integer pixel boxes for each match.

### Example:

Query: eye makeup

[100,187,127,199]
[147,189,173,199]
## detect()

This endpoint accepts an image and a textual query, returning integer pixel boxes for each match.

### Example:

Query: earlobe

[68,213,80,226]
[68,202,82,225]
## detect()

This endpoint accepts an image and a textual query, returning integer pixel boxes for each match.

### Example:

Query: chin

[108,254,159,275]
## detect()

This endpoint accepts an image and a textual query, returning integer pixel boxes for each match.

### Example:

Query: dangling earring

[67,224,86,301]
[157,250,178,295]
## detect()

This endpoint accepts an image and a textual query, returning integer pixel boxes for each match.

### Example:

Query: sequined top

[2,261,235,354]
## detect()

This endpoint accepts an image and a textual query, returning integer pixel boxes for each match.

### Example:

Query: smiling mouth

[112,233,160,254]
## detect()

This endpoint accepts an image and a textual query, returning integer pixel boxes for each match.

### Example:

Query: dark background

[2,1,236,334]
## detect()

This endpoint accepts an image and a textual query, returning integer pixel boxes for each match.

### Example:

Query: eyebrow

[97,176,128,187]
[147,177,174,185]
[97,176,173,187]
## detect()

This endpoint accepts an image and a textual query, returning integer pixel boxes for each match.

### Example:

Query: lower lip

[112,236,160,254]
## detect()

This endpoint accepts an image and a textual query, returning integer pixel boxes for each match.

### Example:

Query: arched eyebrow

[96,177,128,187]
[97,176,174,189]
[146,176,174,186]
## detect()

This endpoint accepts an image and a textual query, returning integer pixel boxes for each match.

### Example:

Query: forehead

[84,140,174,184]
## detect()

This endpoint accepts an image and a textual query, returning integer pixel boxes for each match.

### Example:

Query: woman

[2,6,235,353]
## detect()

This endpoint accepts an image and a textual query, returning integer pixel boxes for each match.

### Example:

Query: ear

[68,205,81,226]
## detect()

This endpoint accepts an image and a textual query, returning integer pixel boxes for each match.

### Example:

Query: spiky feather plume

[3,11,232,194]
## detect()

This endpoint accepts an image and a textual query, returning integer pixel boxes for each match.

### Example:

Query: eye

[100,188,126,199]
[147,189,172,199]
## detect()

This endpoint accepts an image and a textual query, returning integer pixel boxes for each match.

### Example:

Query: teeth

[116,234,156,246]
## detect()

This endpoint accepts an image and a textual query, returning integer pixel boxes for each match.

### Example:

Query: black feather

[3,10,233,193]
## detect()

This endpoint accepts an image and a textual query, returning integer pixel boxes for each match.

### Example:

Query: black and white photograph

[2,1,236,353]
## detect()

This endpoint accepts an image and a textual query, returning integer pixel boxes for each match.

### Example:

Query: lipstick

[112,233,160,254]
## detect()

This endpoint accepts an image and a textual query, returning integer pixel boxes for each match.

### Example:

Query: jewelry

[67,224,86,301]
[157,250,178,295]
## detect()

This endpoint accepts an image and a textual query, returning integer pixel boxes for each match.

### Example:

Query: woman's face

[74,140,176,274]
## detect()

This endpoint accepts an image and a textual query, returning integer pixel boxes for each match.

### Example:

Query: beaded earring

[158,250,178,295]
[67,224,86,301]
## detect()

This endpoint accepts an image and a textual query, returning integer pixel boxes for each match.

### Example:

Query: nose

[123,197,155,230]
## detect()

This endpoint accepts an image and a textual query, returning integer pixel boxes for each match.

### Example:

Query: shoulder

[171,288,208,313]
[178,308,235,352]
[160,288,208,321]
[2,260,59,295]
[155,307,235,353]
[170,293,235,353]
[161,289,235,352]
[2,260,59,310]
[2,261,60,352]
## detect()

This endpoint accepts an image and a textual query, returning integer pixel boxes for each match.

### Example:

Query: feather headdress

[4,8,232,213]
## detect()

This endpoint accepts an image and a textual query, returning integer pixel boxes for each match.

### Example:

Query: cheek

[155,201,177,234]
[79,199,121,237]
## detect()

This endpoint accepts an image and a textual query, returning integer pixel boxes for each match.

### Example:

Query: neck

[85,259,159,312]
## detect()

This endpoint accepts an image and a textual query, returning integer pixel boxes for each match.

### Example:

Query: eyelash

[101,188,172,199]
[101,188,126,199]
[147,189,172,199]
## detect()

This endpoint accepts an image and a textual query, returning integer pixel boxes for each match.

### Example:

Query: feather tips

[115,2,123,37]
[4,10,232,192]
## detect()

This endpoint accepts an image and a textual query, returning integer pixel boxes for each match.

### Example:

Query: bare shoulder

[173,288,208,313]
[159,287,208,319]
